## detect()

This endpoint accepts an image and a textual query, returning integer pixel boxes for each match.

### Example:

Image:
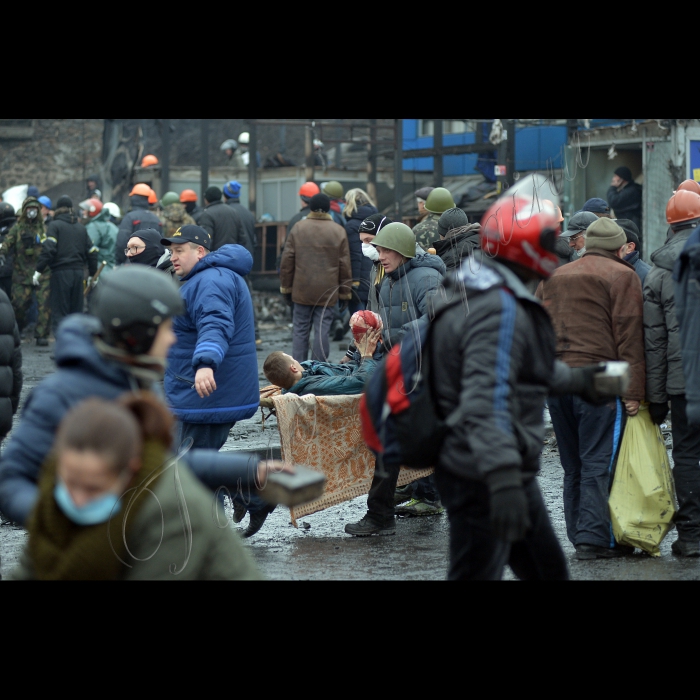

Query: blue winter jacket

[346,204,378,305]
[674,226,700,425]
[0,315,262,526]
[165,244,259,424]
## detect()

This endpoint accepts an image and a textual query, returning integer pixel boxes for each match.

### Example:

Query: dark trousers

[293,303,333,362]
[436,470,569,581]
[50,269,84,333]
[671,395,700,542]
[549,395,624,549]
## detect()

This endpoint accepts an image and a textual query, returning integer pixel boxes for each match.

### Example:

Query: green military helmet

[160,191,181,208]
[372,222,416,259]
[425,187,455,215]
[322,181,345,200]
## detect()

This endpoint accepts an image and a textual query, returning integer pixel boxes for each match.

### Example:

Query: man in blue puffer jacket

[161,225,259,450]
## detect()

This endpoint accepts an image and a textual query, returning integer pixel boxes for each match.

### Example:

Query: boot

[244,506,275,539]
[672,539,700,558]
[36,338,49,347]
[345,515,396,537]
[232,503,248,524]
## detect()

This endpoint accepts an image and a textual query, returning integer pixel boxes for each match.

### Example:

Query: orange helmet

[299,182,320,201]
[543,199,565,223]
[481,196,560,279]
[141,154,159,168]
[677,180,700,196]
[180,189,198,203]
[666,190,700,229]
[148,188,158,205]
[130,183,152,198]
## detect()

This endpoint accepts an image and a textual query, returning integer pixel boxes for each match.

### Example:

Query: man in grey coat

[644,189,700,557]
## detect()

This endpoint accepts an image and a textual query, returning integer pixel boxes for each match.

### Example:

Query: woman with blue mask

[9,393,262,581]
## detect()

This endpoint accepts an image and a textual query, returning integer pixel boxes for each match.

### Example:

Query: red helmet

[677,180,700,196]
[79,198,103,218]
[180,189,198,203]
[299,182,320,200]
[480,196,561,279]
[666,190,700,228]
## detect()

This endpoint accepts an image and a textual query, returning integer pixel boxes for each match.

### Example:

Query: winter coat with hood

[0,289,22,440]
[0,211,17,280]
[0,314,263,526]
[85,208,118,270]
[537,249,646,402]
[199,199,250,255]
[38,207,99,276]
[0,199,47,285]
[377,251,445,350]
[115,195,163,265]
[674,227,700,425]
[345,204,378,305]
[434,224,481,271]
[279,212,353,307]
[285,356,379,398]
[165,244,259,425]
[643,228,695,403]
[433,256,580,489]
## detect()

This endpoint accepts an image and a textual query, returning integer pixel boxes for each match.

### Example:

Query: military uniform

[412,213,441,251]
[161,203,196,238]
[0,200,51,340]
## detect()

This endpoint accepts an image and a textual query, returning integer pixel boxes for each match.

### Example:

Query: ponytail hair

[117,392,174,451]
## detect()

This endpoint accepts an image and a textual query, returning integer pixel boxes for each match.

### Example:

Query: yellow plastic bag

[609,405,676,557]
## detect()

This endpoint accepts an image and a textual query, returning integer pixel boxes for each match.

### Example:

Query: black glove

[568,364,607,404]
[489,485,531,543]
[648,402,670,426]
[283,293,293,309]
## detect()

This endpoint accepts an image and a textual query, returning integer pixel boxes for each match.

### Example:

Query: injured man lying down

[263,311,383,397]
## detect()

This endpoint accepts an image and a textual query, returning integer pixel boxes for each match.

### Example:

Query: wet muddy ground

[2,308,699,581]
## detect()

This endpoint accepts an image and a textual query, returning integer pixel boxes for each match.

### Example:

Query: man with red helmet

[537,216,645,561]
[644,189,700,557]
[287,182,320,234]
[430,196,616,580]
[79,198,118,272]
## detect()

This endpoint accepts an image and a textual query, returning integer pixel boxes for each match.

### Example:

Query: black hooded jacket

[199,200,247,253]
[115,196,163,265]
[127,229,166,268]
[434,224,481,271]
[0,289,22,440]
[37,208,98,275]
[432,256,578,490]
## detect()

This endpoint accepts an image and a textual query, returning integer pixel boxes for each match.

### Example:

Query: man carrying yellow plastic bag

[609,404,676,557]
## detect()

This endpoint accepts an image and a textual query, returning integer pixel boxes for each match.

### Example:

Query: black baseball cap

[161,225,212,250]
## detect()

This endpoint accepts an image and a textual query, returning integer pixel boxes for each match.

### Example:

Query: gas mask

[26,209,38,220]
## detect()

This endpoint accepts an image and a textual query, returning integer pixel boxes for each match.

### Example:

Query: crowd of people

[0,157,697,581]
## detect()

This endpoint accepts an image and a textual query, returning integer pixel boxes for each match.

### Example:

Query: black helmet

[91,266,184,355]
[0,202,16,225]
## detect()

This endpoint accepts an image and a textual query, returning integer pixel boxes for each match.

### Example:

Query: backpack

[360,299,463,470]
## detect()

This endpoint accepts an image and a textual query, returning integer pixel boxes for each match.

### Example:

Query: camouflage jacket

[412,213,441,251]
[0,219,47,285]
[161,204,196,238]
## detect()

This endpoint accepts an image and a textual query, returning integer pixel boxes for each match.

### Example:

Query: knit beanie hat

[309,193,331,213]
[585,218,627,251]
[56,196,73,210]
[205,186,222,203]
[614,166,633,184]
[438,207,469,239]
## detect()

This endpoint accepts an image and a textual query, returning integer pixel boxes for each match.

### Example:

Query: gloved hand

[568,364,607,404]
[488,483,531,543]
[32,271,41,287]
[648,402,670,426]
[283,293,293,309]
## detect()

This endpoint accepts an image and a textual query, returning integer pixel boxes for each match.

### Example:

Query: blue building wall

[403,120,644,176]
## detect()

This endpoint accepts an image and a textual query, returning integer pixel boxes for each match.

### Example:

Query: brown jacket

[536,249,646,401]
[279,212,353,306]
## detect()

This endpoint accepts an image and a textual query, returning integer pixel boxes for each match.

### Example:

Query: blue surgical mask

[54,479,122,526]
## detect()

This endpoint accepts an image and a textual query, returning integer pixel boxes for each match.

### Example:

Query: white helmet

[238,132,250,145]
[313,139,324,149]
[103,202,121,219]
